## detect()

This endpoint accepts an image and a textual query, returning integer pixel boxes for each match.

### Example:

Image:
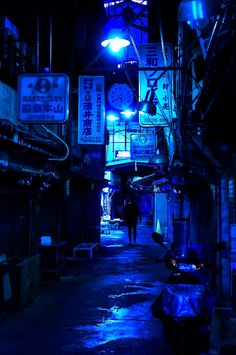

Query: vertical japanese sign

[78,76,105,145]
[17,73,69,123]
[139,43,176,127]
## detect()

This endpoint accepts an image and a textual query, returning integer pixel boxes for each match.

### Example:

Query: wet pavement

[0,221,208,354]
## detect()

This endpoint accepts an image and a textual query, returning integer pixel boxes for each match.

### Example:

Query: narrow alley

[0,221,177,354]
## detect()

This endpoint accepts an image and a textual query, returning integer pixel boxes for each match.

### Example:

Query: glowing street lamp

[101,17,130,54]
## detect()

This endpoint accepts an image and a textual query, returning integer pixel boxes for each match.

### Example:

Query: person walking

[123,197,142,244]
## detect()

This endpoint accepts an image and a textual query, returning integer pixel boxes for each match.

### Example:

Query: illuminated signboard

[78,76,105,145]
[138,43,176,127]
[130,133,157,161]
[17,73,69,123]
[115,150,131,159]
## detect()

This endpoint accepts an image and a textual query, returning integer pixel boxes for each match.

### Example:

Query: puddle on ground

[63,280,165,350]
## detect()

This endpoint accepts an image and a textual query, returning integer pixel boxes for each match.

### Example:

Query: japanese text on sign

[130,134,157,161]
[17,74,69,123]
[139,43,176,127]
[78,76,105,145]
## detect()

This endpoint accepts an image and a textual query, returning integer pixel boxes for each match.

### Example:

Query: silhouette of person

[123,197,142,244]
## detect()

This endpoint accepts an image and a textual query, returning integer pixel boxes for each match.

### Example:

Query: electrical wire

[41,124,70,161]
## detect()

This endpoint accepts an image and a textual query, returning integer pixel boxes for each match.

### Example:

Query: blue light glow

[191,1,204,20]
[115,150,131,159]
[104,0,147,8]
[101,37,130,53]
[107,112,120,121]
[120,110,135,119]
[178,0,217,29]
[101,16,130,53]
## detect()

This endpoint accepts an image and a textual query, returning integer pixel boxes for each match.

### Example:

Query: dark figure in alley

[123,197,142,244]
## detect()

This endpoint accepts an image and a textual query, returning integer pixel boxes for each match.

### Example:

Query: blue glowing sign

[17,73,70,123]
[138,43,176,127]
[130,133,157,161]
[78,76,105,145]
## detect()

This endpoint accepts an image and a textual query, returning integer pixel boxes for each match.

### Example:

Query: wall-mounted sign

[17,73,69,123]
[78,76,105,145]
[130,133,157,161]
[138,43,176,127]
[115,150,131,159]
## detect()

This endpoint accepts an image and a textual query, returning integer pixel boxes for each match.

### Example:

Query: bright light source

[101,37,130,53]
[101,16,131,54]
[120,110,135,119]
[107,112,120,121]
[115,150,131,159]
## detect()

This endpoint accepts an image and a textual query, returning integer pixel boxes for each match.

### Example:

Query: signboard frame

[78,75,105,145]
[17,73,70,123]
[138,43,175,127]
[130,133,157,161]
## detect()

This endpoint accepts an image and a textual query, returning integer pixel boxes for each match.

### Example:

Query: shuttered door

[168,184,215,250]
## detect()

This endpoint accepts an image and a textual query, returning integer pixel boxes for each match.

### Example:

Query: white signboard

[139,43,176,127]
[78,76,105,145]
[130,133,157,161]
[17,73,69,123]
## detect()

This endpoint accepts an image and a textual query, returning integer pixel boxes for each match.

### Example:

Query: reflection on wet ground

[0,222,176,354]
